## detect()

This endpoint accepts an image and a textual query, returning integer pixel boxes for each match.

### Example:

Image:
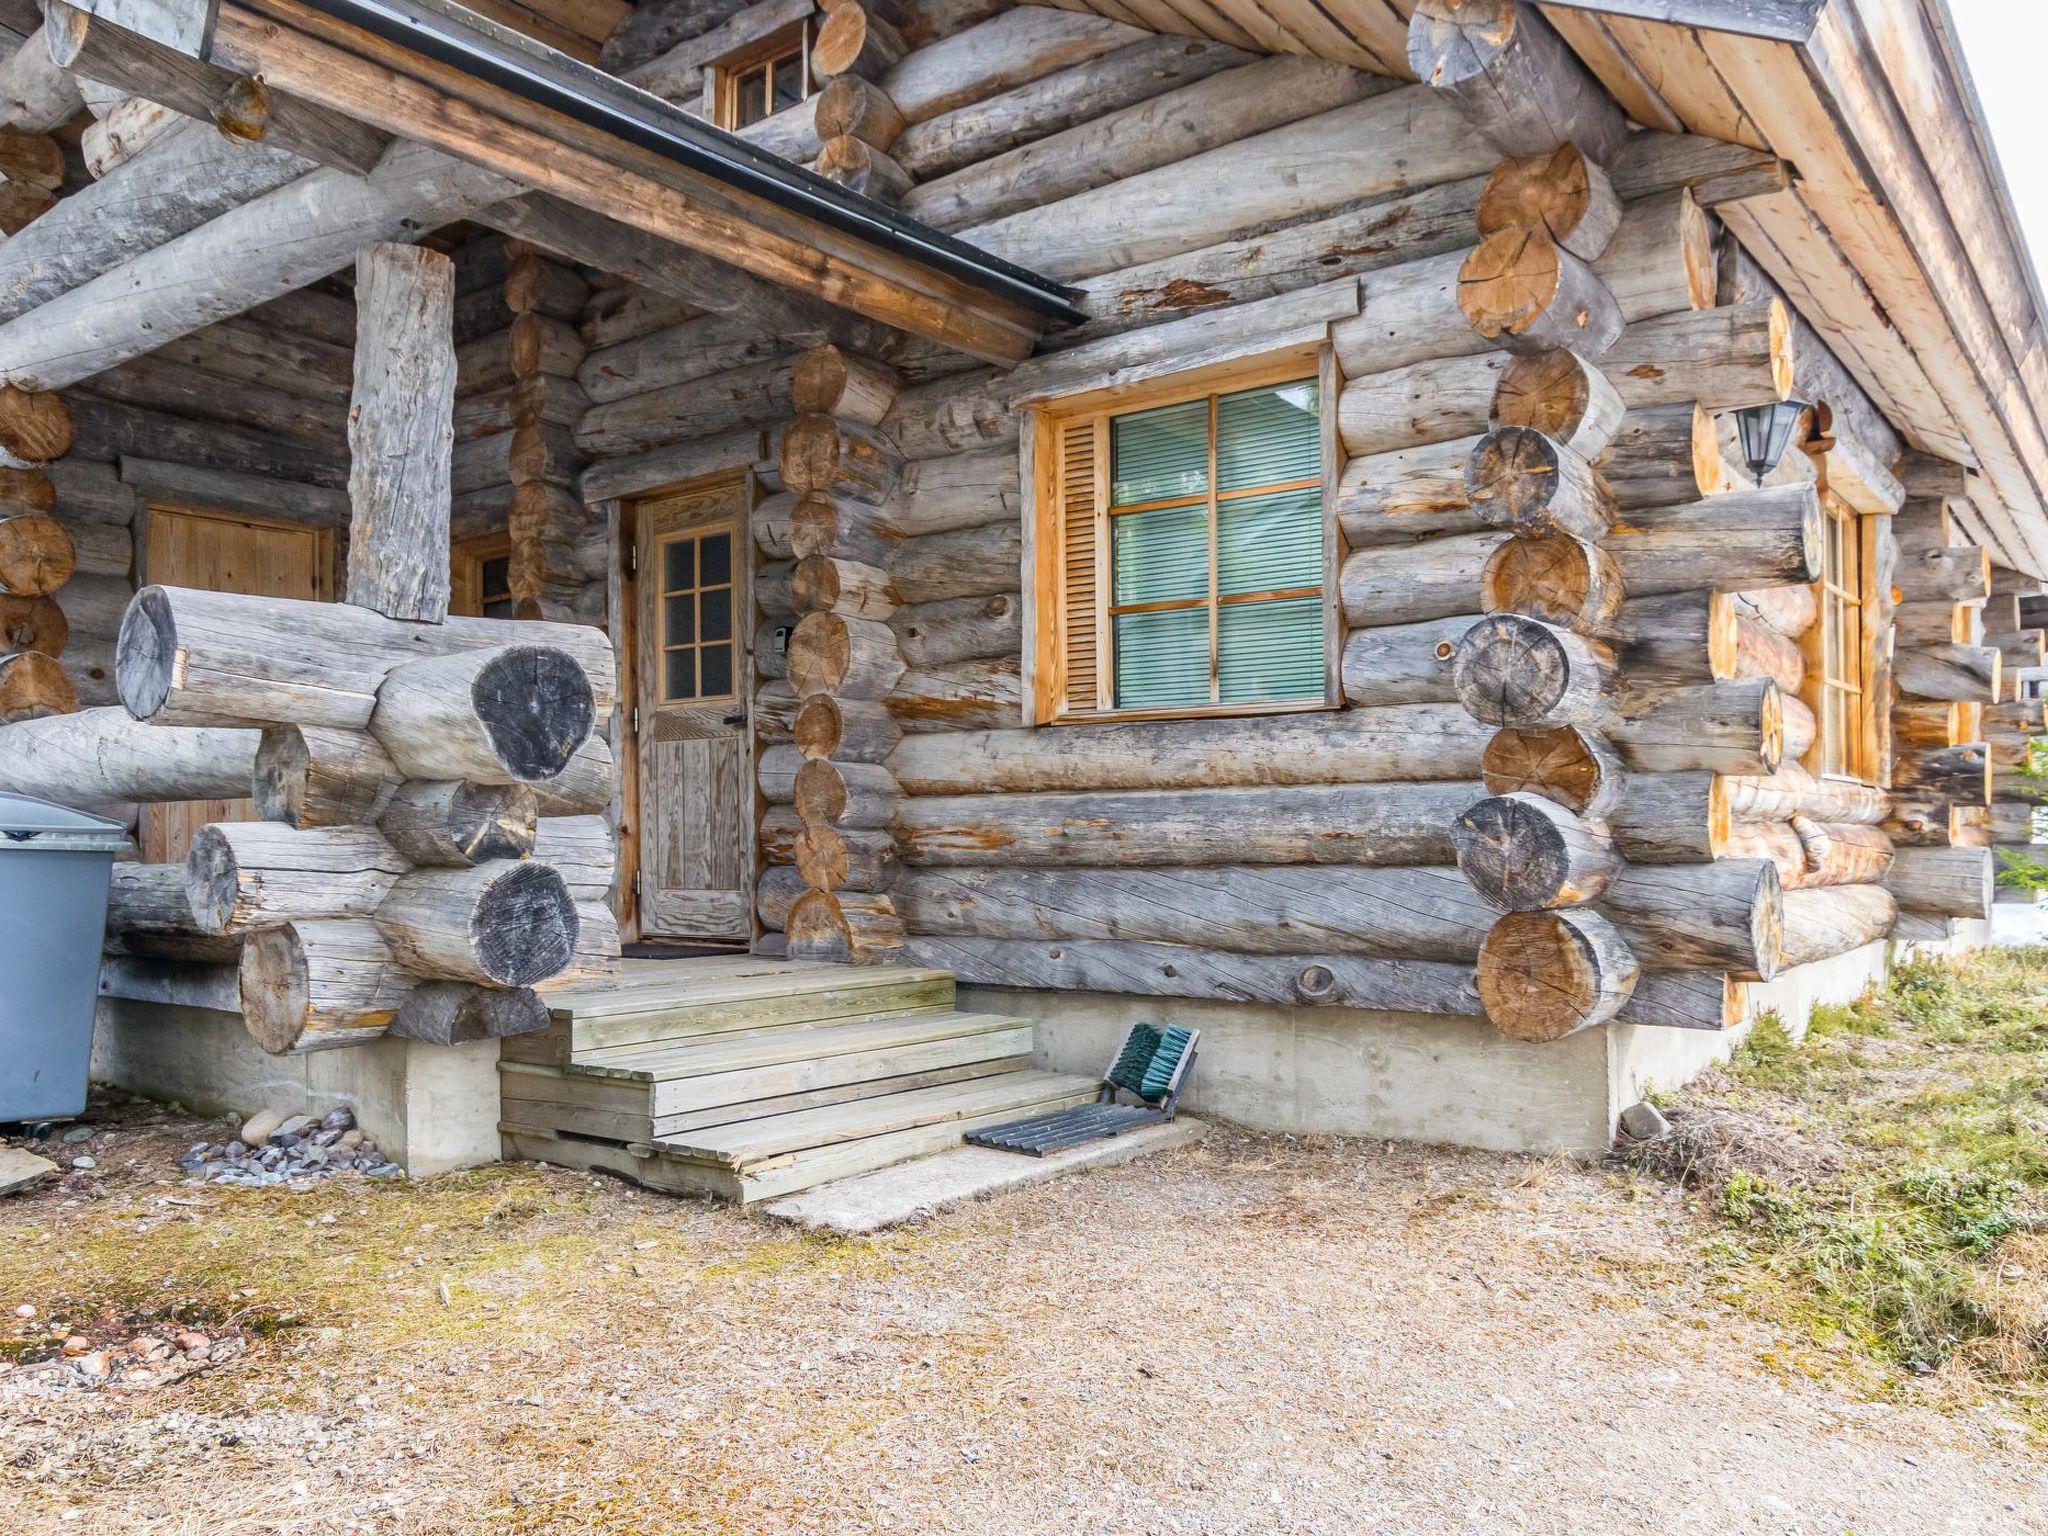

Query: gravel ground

[2,1106,2043,1536]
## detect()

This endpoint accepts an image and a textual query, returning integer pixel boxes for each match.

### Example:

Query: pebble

[61,1126,94,1145]
[181,1105,387,1187]
[70,1156,96,1170]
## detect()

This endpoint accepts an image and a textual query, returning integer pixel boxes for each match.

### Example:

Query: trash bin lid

[0,792,133,854]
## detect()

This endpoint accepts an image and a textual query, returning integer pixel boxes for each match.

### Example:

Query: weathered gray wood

[186,822,409,935]
[531,729,613,816]
[1885,844,1993,920]
[1601,858,1783,980]
[1605,484,1823,595]
[378,779,538,868]
[1455,791,1621,910]
[1339,617,1475,707]
[71,395,345,486]
[0,704,254,805]
[901,934,1484,1017]
[387,980,550,1044]
[369,643,596,783]
[0,140,518,392]
[1342,528,1511,627]
[1895,643,2001,704]
[529,812,615,903]
[1408,0,1630,163]
[252,724,399,827]
[903,54,1382,232]
[888,592,1016,667]
[1598,298,1794,412]
[1778,884,1897,969]
[117,585,616,730]
[0,25,82,131]
[118,458,349,527]
[876,5,1144,124]
[893,781,1480,868]
[345,244,456,622]
[238,919,408,1053]
[375,860,579,987]
[887,656,1020,733]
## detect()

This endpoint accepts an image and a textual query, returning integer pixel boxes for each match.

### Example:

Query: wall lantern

[1733,399,1810,487]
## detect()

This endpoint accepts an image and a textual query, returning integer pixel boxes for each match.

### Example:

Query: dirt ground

[2,1100,2043,1536]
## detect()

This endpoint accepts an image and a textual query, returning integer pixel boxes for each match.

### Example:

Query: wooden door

[141,504,332,864]
[630,481,753,941]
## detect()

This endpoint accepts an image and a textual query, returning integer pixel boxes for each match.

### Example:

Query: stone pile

[178,1105,402,1185]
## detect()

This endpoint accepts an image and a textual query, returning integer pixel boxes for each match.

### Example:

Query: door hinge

[632,870,644,899]
[624,543,638,578]
[630,705,640,735]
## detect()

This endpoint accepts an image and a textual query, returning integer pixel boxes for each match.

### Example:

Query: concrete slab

[762,1118,1208,1235]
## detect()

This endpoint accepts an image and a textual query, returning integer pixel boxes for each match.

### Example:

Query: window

[451,533,514,619]
[715,21,812,131]
[1813,494,1869,780]
[656,522,737,703]
[1034,365,1331,722]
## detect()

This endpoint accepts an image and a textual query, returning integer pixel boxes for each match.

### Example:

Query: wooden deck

[498,956,1093,1203]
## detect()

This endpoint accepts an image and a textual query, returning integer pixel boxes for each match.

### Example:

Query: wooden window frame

[1029,348,1339,727]
[711,18,813,132]
[650,517,743,708]
[450,530,513,619]
[1808,491,1876,784]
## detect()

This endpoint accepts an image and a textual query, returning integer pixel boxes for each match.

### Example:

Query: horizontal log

[900,934,1483,1018]
[238,919,408,1054]
[1886,845,1993,920]
[0,705,256,806]
[892,781,1479,867]
[1895,644,2002,704]
[1598,299,1794,412]
[1723,762,1889,825]
[252,724,399,827]
[894,863,1496,961]
[531,730,613,816]
[1479,724,1624,820]
[1605,485,1822,596]
[1599,404,1723,512]
[1340,616,1472,707]
[375,860,579,987]
[1342,529,1509,627]
[1455,792,1620,910]
[886,519,1020,603]
[1610,771,1727,865]
[1601,858,1783,980]
[387,981,549,1045]
[1457,226,1624,358]
[1477,908,1638,1042]
[1480,528,1623,631]
[368,643,596,783]
[379,780,539,869]
[117,586,615,729]
[1778,885,1897,969]
[529,813,616,903]
[889,703,1489,793]
[186,822,409,936]
[889,592,1017,667]
[1335,435,1487,547]
[784,887,905,964]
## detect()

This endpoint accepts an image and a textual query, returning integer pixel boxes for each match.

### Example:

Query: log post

[345,243,457,623]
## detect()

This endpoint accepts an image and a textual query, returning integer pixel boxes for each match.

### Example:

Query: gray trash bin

[0,793,132,1122]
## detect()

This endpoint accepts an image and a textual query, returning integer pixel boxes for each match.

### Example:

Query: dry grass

[4,1094,2046,1535]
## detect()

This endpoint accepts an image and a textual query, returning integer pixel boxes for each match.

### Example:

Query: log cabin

[0,0,2042,1195]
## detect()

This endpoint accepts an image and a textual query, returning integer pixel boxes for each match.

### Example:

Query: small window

[716,20,812,131]
[451,532,514,619]
[1813,495,1869,780]
[657,524,738,703]
[1035,367,1330,722]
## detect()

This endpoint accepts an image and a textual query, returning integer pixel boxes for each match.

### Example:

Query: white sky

[1946,0,2048,289]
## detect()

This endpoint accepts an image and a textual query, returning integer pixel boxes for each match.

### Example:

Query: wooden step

[503,964,958,1063]
[658,1069,1100,1169]
[500,1054,1031,1144]
[573,1009,1033,1086]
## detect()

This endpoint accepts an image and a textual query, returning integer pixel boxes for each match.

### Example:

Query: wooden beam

[0,139,518,392]
[207,0,1052,363]
[345,243,456,623]
[1542,1,1825,45]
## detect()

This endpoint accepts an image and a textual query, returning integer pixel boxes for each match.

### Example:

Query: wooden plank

[648,1025,1033,1116]
[1539,6,1685,132]
[1599,12,1766,147]
[576,1009,1028,1081]
[653,1056,1029,1135]
[1541,0,1826,44]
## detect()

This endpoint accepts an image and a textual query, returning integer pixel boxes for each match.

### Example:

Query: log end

[474,645,597,781]
[1480,724,1625,819]
[115,586,177,722]
[1454,791,1616,910]
[1476,909,1640,1043]
[238,926,315,1055]
[472,860,578,986]
[1453,612,1578,727]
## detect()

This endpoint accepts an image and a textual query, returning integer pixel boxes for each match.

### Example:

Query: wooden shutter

[1041,413,1107,719]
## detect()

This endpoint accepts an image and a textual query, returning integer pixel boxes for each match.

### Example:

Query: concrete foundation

[90,998,501,1175]
[967,940,1902,1158]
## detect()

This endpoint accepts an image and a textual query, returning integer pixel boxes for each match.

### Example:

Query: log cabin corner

[1,0,2043,1195]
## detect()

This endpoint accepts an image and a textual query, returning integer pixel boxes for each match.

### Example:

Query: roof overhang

[1540,1,1826,45]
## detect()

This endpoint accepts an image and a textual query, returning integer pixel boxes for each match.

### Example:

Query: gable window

[1034,363,1332,722]
[1812,493,1869,780]
[715,20,813,131]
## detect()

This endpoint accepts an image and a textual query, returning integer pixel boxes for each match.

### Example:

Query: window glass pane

[1113,504,1208,606]
[699,532,731,586]
[1219,597,1324,705]
[483,598,515,620]
[1218,486,1321,596]
[480,555,510,593]
[664,592,695,646]
[770,50,803,111]
[700,586,732,643]
[1113,608,1207,711]
[664,648,696,701]
[1112,399,1208,505]
[1216,382,1319,491]
[699,643,734,699]
[663,538,693,591]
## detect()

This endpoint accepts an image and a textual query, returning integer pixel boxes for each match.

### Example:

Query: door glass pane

[1111,399,1208,505]
[1218,486,1321,596]
[699,643,734,699]
[1112,505,1207,606]
[665,648,696,701]
[699,586,732,643]
[1216,382,1319,491]
[664,538,693,590]
[664,592,695,647]
[1220,597,1324,704]
[1114,607,1207,711]
[699,532,731,586]
[483,598,515,619]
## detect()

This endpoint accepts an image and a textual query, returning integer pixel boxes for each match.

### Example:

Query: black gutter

[296,0,1087,326]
